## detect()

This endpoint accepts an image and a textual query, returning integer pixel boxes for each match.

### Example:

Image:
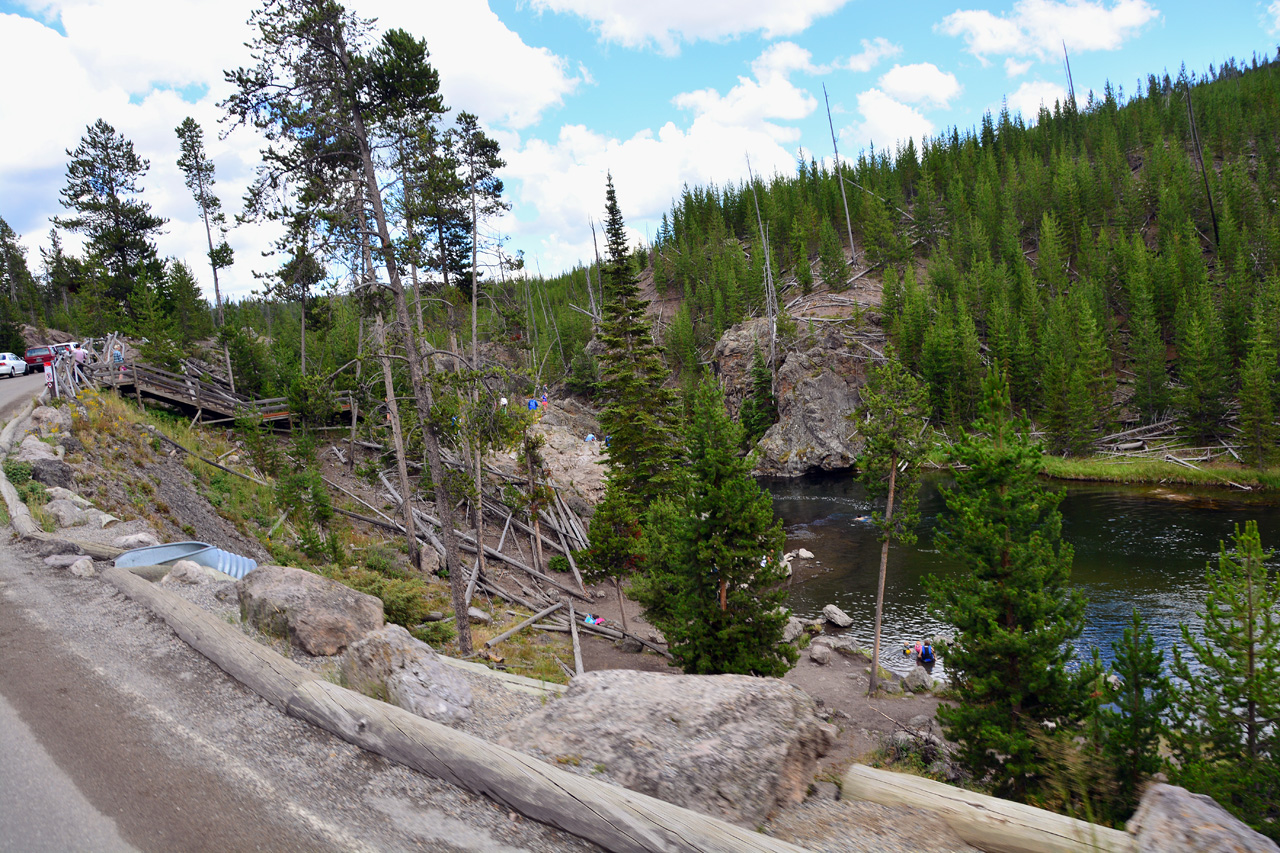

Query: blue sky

[1,0,1277,303]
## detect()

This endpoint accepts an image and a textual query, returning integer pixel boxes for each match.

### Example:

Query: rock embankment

[713,319,878,477]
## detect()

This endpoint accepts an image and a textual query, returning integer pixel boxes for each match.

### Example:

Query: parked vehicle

[0,352,28,377]
[24,346,53,372]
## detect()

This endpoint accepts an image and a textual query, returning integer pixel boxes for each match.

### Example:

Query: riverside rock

[499,670,836,826]
[1128,783,1279,853]
[905,665,934,693]
[712,319,873,476]
[822,604,854,628]
[237,565,384,656]
[341,625,472,726]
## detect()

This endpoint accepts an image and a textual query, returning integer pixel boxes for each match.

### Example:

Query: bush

[3,459,31,485]
[548,555,570,573]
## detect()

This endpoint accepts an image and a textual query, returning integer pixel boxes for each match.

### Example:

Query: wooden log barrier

[102,566,809,853]
[841,765,1135,853]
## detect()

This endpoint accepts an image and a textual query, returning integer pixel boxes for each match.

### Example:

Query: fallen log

[842,764,1135,853]
[103,566,806,853]
[484,602,564,649]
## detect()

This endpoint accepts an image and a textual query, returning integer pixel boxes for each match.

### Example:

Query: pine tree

[854,349,929,694]
[632,377,794,676]
[929,367,1090,800]
[738,345,777,445]
[55,118,166,302]
[175,117,233,325]
[1100,609,1170,820]
[1237,313,1278,468]
[817,218,850,292]
[1175,298,1230,441]
[596,175,681,507]
[1168,521,1280,839]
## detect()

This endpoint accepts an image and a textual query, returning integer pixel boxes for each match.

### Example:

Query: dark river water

[767,473,1280,679]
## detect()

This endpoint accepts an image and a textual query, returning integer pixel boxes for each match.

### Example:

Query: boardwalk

[85,360,348,426]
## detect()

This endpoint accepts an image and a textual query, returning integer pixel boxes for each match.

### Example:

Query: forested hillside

[3,47,1279,468]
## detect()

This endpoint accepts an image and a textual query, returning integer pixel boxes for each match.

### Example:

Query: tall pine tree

[929,367,1091,800]
[595,175,681,506]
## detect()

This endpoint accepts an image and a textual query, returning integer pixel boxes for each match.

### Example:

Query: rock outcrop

[822,604,853,628]
[713,319,875,477]
[340,625,472,726]
[237,565,384,656]
[500,669,836,826]
[1128,783,1279,853]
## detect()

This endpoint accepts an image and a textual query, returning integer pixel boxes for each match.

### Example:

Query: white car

[0,352,28,377]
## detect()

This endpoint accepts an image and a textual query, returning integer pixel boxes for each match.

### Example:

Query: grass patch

[468,615,570,685]
[1040,456,1279,489]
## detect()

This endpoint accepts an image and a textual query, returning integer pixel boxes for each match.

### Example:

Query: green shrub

[548,555,570,573]
[3,459,32,485]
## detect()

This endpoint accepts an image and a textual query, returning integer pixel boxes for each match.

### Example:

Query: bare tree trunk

[374,313,420,570]
[823,84,858,268]
[868,452,898,696]
[615,579,629,633]
[346,91,471,653]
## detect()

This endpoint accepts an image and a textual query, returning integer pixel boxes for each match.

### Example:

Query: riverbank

[1039,455,1280,491]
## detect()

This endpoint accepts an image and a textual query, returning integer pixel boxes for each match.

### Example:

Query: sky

[1,0,1278,304]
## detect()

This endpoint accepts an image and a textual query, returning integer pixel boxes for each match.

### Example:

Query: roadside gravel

[1,537,602,853]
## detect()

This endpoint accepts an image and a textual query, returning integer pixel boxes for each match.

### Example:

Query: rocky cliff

[713,317,881,477]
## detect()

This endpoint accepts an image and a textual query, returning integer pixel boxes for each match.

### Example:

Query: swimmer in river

[854,515,872,522]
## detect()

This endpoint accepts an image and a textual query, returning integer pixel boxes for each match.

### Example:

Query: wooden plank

[842,765,1135,853]
[102,566,808,853]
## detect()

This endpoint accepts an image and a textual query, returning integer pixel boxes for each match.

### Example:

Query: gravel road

[0,538,602,853]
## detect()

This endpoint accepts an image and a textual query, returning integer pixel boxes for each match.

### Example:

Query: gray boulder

[31,458,73,490]
[45,486,90,507]
[809,644,832,665]
[822,604,854,628]
[30,405,71,437]
[499,670,836,826]
[237,565,384,656]
[905,665,934,693]
[341,625,472,726]
[13,434,58,463]
[162,559,229,585]
[44,499,116,529]
[783,616,807,643]
[1128,783,1279,853]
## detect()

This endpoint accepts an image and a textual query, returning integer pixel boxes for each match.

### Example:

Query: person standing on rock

[111,342,125,373]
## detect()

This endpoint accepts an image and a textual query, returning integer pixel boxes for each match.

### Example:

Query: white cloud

[938,0,1159,63]
[1268,1,1280,34]
[877,63,961,109]
[1005,57,1033,76]
[840,90,934,156]
[530,0,851,54]
[842,36,902,73]
[1005,79,1070,120]
[0,0,583,304]
[367,0,583,129]
[751,42,828,82]
[502,46,817,271]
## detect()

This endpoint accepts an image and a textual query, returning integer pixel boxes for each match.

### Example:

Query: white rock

[797,548,815,560]
[45,487,92,508]
[163,560,216,585]
[69,557,96,578]
[467,607,492,625]
[112,532,160,549]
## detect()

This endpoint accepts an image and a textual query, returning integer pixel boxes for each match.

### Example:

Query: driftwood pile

[1091,417,1254,490]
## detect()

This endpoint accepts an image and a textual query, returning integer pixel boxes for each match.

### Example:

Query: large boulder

[31,457,73,490]
[341,625,472,725]
[716,323,873,477]
[1128,783,1279,853]
[237,565,384,656]
[905,665,934,693]
[499,670,836,826]
[12,434,58,463]
[30,405,72,437]
[43,498,117,529]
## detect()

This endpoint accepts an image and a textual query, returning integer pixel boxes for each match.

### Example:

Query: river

[768,473,1280,679]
